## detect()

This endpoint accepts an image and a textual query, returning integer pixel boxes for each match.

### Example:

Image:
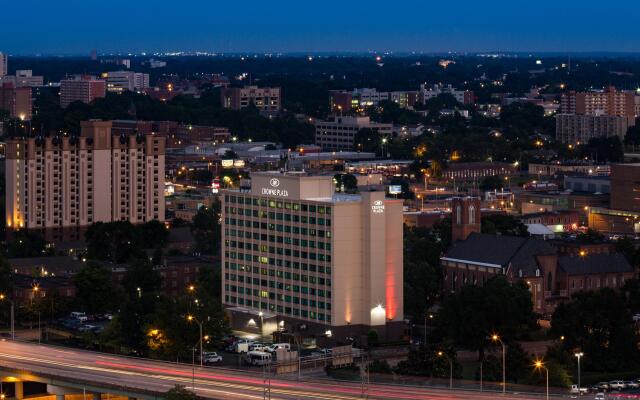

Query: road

[0,340,558,400]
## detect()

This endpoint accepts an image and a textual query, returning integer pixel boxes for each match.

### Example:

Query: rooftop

[558,253,633,275]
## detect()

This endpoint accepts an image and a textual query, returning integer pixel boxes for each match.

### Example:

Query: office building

[103,71,150,93]
[220,86,280,115]
[0,52,7,77]
[420,84,475,105]
[560,87,635,118]
[555,114,634,144]
[315,116,392,151]
[0,83,32,120]
[5,120,165,240]
[352,88,389,107]
[528,161,610,177]
[221,172,404,341]
[60,76,106,108]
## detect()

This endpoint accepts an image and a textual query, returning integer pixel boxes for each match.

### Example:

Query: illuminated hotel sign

[371,199,385,214]
[261,178,289,197]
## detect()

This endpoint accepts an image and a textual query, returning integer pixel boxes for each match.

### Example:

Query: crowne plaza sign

[261,177,289,197]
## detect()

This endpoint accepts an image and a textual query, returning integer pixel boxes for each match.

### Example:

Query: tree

[85,221,145,262]
[550,288,640,372]
[73,262,117,314]
[6,230,52,258]
[333,173,357,193]
[479,175,504,191]
[579,137,624,163]
[164,385,197,400]
[191,202,221,255]
[139,220,170,249]
[403,227,443,319]
[367,330,379,347]
[394,344,463,378]
[121,259,162,299]
[438,277,535,359]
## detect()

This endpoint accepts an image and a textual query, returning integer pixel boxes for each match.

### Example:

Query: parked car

[249,343,268,352]
[625,381,639,389]
[202,352,223,364]
[266,343,290,353]
[594,393,605,400]
[596,382,610,390]
[609,380,625,390]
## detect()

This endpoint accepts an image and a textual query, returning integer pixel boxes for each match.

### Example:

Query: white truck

[234,342,250,353]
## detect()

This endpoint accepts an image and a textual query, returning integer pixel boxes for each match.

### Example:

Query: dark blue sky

[3,0,640,54]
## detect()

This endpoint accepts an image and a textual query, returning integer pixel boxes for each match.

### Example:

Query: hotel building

[5,120,165,241]
[221,172,404,341]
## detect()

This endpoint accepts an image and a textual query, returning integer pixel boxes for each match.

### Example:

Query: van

[245,351,272,366]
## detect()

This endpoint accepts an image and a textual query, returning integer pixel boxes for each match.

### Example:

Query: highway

[0,341,556,399]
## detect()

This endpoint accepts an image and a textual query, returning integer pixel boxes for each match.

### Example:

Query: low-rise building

[441,198,635,314]
[314,116,392,151]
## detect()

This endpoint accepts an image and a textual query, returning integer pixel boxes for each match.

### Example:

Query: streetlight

[187,314,205,367]
[534,359,549,400]
[32,286,41,343]
[490,334,506,394]
[0,294,14,340]
[136,287,142,298]
[574,352,584,395]
[258,311,264,338]
[437,351,453,390]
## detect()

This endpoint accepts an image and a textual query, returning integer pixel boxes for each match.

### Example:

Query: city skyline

[3,0,640,54]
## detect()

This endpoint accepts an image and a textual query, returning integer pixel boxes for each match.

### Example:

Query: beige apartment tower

[221,173,404,342]
[5,120,165,240]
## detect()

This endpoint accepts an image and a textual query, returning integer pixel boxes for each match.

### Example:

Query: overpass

[0,340,555,399]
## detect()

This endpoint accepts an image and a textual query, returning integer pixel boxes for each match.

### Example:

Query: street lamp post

[437,351,453,390]
[490,334,506,394]
[574,352,584,395]
[187,315,204,367]
[534,360,549,400]
[0,294,14,340]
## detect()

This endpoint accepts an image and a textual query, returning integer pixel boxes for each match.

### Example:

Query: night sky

[3,0,640,54]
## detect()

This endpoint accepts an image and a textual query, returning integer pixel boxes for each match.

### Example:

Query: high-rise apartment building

[560,87,635,118]
[103,71,150,93]
[555,113,634,144]
[221,172,404,340]
[220,86,280,115]
[0,83,32,120]
[0,52,7,77]
[315,116,392,151]
[60,76,106,108]
[5,120,165,240]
